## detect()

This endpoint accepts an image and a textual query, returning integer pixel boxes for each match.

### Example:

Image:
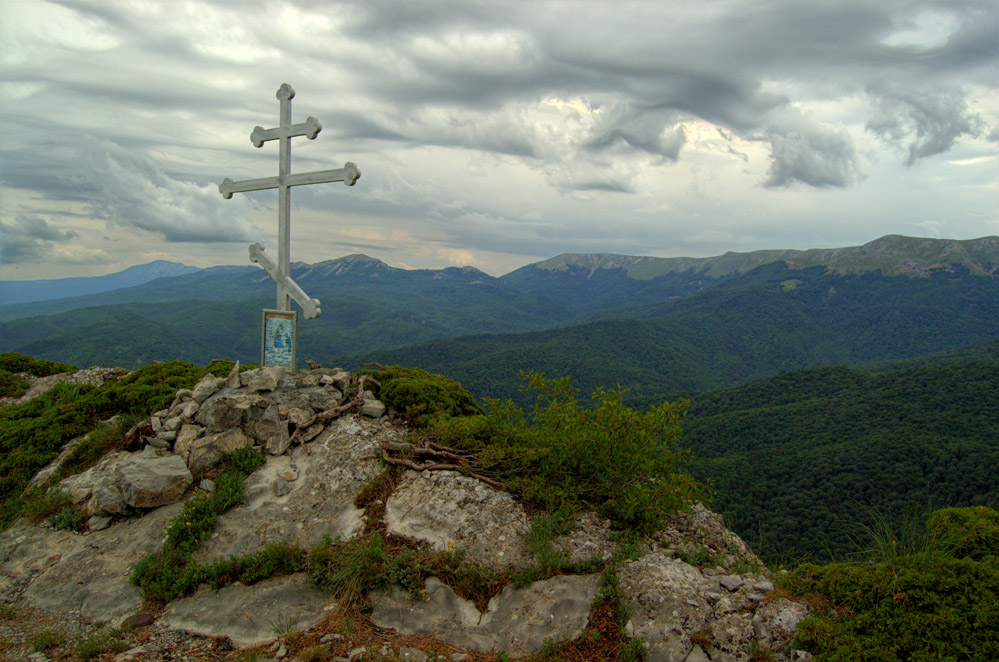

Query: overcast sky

[1,0,996,281]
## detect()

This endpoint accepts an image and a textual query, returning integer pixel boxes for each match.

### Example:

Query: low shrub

[0,352,75,377]
[783,506,999,661]
[0,369,29,398]
[47,506,85,532]
[926,505,999,561]
[358,365,483,424]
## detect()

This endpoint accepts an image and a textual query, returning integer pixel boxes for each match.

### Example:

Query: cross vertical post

[277,85,292,311]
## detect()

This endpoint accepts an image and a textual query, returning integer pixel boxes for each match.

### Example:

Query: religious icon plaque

[261,309,297,370]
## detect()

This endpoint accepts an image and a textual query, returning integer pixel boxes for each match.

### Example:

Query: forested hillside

[350,263,999,404]
[679,348,999,564]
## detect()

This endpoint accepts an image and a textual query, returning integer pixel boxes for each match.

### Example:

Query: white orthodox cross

[219,83,360,318]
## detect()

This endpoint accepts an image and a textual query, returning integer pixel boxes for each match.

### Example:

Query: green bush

[47,507,85,532]
[0,369,29,398]
[358,365,483,424]
[431,373,706,534]
[927,505,999,561]
[0,352,75,377]
[307,533,392,607]
[203,542,305,588]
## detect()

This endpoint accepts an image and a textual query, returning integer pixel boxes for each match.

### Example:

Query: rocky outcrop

[385,469,532,569]
[1,367,810,661]
[371,574,602,658]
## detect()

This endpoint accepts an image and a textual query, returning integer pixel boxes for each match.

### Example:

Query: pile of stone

[56,365,388,530]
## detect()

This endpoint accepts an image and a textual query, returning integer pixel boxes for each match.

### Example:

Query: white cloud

[74,138,258,243]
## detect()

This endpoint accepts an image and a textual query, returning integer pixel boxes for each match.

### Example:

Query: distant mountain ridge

[0,235,996,372]
[527,235,999,280]
[0,260,202,306]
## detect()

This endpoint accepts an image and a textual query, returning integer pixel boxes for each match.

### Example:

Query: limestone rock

[58,451,129,507]
[173,423,203,462]
[371,574,601,658]
[247,367,285,392]
[188,428,252,473]
[160,573,333,647]
[251,403,291,455]
[618,554,714,662]
[193,417,389,564]
[195,393,269,432]
[20,503,182,626]
[180,400,200,420]
[225,361,241,389]
[385,470,531,569]
[360,398,386,418]
[116,447,193,508]
[753,598,809,648]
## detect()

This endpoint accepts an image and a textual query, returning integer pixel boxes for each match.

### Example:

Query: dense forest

[678,351,999,563]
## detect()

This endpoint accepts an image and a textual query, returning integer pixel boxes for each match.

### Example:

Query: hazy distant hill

[0,260,202,307]
[1,235,996,375]
[349,261,999,403]
[500,235,999,318]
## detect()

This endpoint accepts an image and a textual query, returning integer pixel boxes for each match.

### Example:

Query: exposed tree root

[378,439,503,489]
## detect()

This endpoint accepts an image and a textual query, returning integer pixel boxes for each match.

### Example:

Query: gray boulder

[195,393,269,431]
[188,428,252,473]
[371,574,601,658]
[116,446,193,508]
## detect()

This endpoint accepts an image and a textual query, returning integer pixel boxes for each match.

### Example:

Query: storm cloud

[0,0,995,279]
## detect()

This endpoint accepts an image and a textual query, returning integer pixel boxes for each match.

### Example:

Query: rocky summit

[0,365,811,662]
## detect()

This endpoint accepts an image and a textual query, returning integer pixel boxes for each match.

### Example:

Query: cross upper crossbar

[219,83,360,319]
[219,163,360,199]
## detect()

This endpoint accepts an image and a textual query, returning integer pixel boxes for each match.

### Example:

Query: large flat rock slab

[0,518,78,596]
[160,573,334,647]
[18,503,182,626]
[194,416,398,563]
[385,470,531,569]
[371,574,601,658]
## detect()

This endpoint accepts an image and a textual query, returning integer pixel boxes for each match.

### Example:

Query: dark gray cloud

[866,82,983,165]
[0,215,77,263]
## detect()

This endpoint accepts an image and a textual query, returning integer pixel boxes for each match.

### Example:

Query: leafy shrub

[431,373,705,535]
[47,506,85,532]
[926,505,999,561]
[203,542,305,588]
[358,365,483,424]
[226,446,266,474]
[0,369,29,398]
[0,352,75,377]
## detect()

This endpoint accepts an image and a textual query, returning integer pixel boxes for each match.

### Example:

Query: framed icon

[261,309,297,370]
